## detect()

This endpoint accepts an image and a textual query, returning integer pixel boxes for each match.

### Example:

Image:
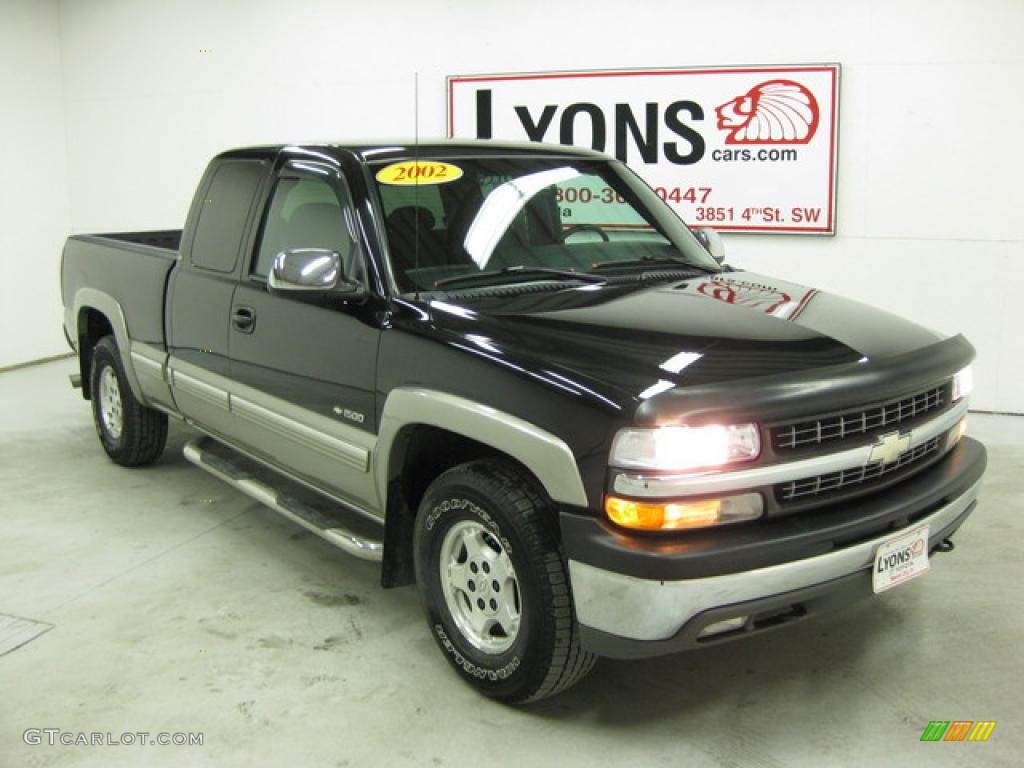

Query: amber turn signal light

[946,416,968,451]
[604,493,764,531]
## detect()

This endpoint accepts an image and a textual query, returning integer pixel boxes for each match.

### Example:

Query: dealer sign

[448,65,840,235]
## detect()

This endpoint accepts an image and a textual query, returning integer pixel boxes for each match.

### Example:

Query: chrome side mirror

[269,249,340,291]
[694,227,726,264]
[269,249,363,297]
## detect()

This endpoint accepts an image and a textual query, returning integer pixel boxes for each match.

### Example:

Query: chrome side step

[183,436,383,562]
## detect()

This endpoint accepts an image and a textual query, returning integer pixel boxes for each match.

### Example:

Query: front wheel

[89,336,168,466]
[414,459,595,703]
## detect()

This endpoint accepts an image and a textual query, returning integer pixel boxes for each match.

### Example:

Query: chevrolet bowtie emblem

[868,431,911,465]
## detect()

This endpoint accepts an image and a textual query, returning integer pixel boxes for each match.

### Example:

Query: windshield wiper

[588,255,716,273]
[434,265,607,290]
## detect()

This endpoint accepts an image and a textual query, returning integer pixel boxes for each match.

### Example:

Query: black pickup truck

[61,140,986,703]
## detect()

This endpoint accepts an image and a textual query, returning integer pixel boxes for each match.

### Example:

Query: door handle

[232,306,255,333]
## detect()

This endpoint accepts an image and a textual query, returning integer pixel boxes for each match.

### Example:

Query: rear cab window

[190,160,266,273]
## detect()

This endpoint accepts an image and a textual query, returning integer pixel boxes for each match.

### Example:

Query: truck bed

[61,230,180,350]
[100,229,183,251]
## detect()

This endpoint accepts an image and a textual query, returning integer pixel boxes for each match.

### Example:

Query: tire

[89,335,168,467]
[414,459,596,703]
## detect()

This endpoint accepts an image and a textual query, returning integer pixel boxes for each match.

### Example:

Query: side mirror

[694,227,726,264]
[268,249,363,297]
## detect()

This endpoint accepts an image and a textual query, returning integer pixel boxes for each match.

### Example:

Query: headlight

[953,366,973,402]
[610,423,760,471]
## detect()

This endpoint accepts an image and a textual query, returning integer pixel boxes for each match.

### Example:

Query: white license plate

[872,524,930,594]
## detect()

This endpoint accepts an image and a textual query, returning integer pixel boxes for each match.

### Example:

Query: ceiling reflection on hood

[660,350,703,374]
[639,379,676,400]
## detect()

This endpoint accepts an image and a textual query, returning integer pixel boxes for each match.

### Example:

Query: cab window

[253,175,365,282]
[191,160,265,273]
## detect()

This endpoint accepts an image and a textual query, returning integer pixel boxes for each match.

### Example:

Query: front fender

[375,387,589,509]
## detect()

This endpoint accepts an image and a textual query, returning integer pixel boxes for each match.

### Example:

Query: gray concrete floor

[1,358,1022,768]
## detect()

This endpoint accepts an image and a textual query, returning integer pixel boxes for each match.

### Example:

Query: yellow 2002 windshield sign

[376,161,463,185]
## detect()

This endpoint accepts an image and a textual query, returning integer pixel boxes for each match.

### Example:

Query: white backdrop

[0,1,69,368]
[2,0,1022,413]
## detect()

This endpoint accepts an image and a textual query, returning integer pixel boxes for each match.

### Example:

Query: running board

[183,436,383,562]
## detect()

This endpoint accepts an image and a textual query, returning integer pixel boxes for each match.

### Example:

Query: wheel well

[380,424,550,588]
[77,308,114,399]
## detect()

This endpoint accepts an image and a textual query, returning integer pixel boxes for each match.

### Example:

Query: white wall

[0,0,70,368]
[40,0,1024,411]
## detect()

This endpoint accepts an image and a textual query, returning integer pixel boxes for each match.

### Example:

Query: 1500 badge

[332,406,365,424]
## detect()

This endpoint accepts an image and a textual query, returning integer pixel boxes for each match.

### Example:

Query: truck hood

[424,271,944,411]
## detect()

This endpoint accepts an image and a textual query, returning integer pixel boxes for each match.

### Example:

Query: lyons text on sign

[448,65,840,235]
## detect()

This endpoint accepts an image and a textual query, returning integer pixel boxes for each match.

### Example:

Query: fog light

[604,492,763,531]
[699,616,749,638]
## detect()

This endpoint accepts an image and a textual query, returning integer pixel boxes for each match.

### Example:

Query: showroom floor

[1,358,1021,767]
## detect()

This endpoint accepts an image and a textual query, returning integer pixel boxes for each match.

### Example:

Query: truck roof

[216,139,610,165]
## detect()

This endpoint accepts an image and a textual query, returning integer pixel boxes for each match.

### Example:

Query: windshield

[371,156,720,292]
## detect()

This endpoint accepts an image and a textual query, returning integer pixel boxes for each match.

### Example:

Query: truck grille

[773,386,945,451]
[776,436,942,502]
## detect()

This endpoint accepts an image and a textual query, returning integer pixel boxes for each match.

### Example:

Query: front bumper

[565,437,986,659]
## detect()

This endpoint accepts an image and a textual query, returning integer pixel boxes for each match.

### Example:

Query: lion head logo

[715,80,820,144]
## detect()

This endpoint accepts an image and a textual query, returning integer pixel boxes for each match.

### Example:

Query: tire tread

[90,336,168,467]
[454,459,596,703]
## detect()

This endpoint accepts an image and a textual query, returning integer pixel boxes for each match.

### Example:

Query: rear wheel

[414,459,595,703]
[89,336,168,466]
